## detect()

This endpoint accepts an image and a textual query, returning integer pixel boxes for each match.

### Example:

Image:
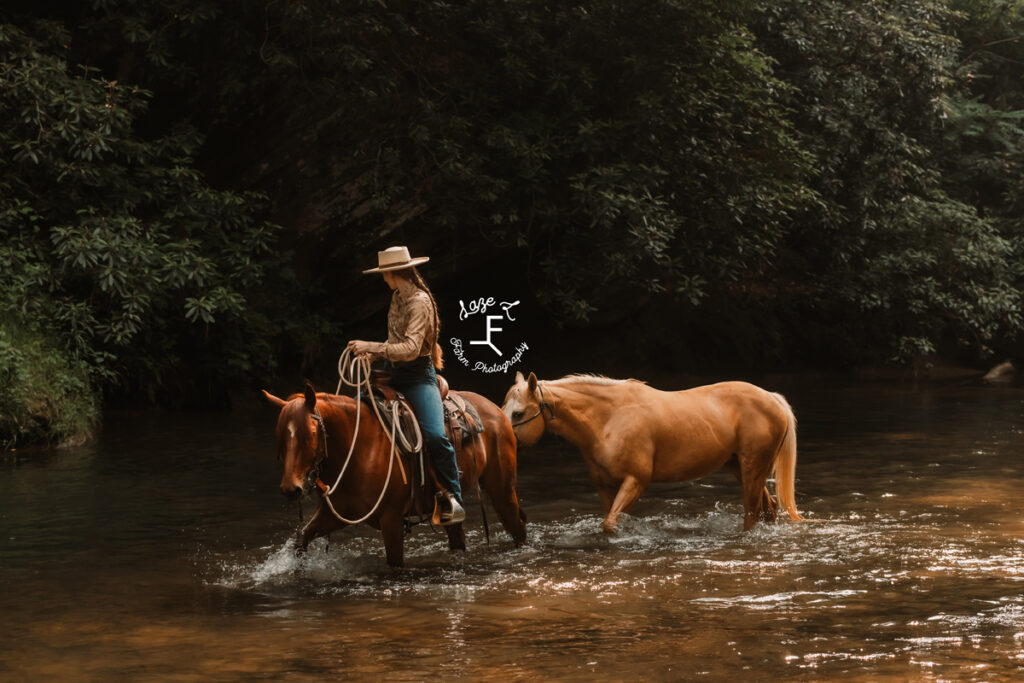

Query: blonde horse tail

[770,393,803,521]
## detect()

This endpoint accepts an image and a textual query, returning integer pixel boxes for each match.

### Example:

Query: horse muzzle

[280,472,311,499]
[280,467,319,499]
[280,482,303,499]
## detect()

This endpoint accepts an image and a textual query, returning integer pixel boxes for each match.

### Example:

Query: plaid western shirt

[369,284,436,363]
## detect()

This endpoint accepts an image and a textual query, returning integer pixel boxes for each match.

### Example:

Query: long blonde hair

[394,266,444,370]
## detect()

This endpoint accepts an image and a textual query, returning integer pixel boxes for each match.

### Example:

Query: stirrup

[432,492,466,526]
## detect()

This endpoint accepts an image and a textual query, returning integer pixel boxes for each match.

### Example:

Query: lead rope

[317,349,423,525]
[319,397,400,525]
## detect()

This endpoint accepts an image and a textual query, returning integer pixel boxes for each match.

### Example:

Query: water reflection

[3,380,1024,679]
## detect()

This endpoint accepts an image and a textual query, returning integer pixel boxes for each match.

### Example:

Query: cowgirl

[347,246,465,525]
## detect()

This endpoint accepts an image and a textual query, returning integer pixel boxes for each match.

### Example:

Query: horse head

[502,371,550,446]
[262,383,324,499]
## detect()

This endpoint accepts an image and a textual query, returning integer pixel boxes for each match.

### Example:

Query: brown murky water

[3,377,1024,680]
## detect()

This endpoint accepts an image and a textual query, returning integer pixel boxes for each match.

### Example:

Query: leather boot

[432,491,466,526]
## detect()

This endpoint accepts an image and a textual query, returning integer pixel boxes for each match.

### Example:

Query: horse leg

[759,485,779,522]
[725,455,777,523]
[295,501,345,555]
[742,479,766,531]
[737,451,775,531]
[602,475,648,535]
[445,522,467,551]
[582,457,618,512]
[479,434,528,546]
[379,512,405,568]
[482,482,528,547]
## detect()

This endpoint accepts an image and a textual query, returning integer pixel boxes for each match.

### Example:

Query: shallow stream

[3,377,1024,680]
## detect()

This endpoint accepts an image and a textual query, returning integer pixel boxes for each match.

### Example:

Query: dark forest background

[3,0,1024,446]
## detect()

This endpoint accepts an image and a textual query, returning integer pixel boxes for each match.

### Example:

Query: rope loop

[318,347,423,525]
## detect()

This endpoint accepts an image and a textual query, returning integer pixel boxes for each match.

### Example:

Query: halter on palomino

[509,382,555,427]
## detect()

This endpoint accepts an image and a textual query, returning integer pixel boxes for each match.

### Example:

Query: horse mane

[546,373,646,386]
[283,391,351,403]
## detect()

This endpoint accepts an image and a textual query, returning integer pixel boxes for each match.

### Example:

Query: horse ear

[261,389,287,407]
[527,372,538,394]
[515,371,525,384]
[304,383,317,411]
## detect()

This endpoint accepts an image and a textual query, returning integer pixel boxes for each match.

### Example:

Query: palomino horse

[263,384,527,566]
[501,372,802,534]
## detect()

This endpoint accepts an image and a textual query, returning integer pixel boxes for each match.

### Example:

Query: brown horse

[501,372,803,534]
[263,384,527,566]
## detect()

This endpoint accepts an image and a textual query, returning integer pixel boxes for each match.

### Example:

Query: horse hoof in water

[292,536,310,558]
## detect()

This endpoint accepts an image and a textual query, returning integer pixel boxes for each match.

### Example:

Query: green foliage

[951,0,1024,110]
[932,1,1024,359]
[0,314,99,448]
[941,1,1024,236]
[751,0,1021,361]
[183,0,1017,360]
[4,0,1024,413]
[481,2,817,322]
[0,20,292,441]
[131,0,815,324]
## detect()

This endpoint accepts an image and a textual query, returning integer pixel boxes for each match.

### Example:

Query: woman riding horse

[346,246,465,525]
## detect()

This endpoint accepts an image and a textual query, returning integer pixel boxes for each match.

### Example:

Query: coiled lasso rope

[317,348,424,525]
[336,349,424,457]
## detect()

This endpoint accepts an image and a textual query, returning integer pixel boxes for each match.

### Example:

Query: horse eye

[511,410,524,419]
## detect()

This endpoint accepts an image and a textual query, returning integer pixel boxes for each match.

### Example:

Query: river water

[3,376,1024,680]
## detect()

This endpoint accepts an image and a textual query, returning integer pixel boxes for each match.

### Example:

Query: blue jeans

[387,357,463,504]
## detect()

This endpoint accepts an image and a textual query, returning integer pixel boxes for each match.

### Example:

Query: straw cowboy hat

[362,246,430,274]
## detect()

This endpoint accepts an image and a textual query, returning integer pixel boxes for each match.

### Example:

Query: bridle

[307,407,328,485]
[511,382,556,427]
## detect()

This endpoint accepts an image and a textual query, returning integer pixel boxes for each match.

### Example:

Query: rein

[311,348,422,525]
[511,382,556,427]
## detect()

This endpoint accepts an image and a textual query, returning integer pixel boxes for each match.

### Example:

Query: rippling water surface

[3,377,1024,680]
